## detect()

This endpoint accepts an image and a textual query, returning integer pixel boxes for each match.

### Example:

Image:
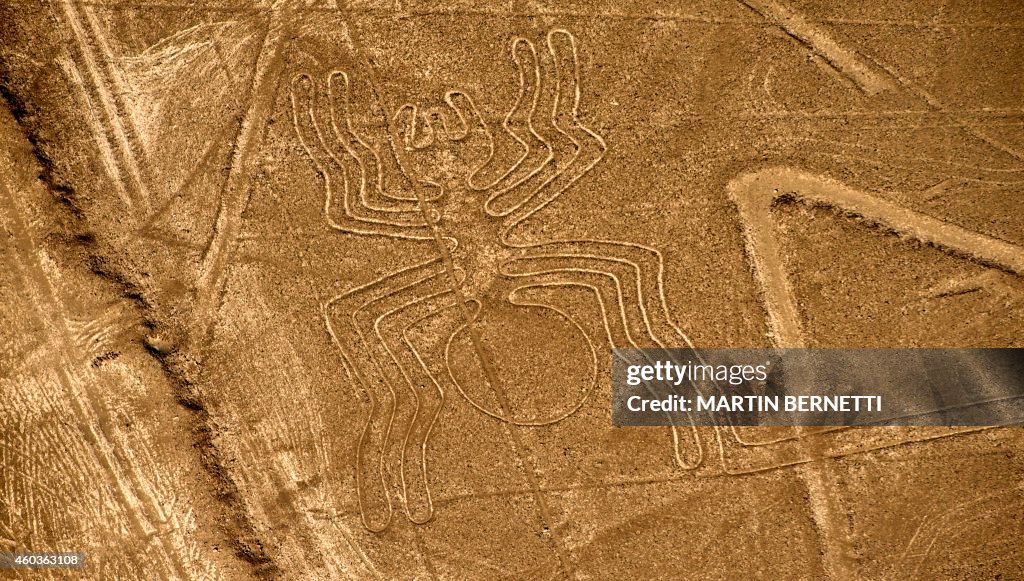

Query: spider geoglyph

[290,28,697,531]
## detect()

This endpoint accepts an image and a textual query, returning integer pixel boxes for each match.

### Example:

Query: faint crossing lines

[59,0,152,217]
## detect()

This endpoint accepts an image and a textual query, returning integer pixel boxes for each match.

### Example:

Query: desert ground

[1,0,1023,578]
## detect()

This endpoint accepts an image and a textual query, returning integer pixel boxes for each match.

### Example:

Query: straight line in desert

[740,0,1024,163]
[737,0,894,95]
[59,0,152,215]
[191,11,286,347]
[354,53,578,581]
[78,2,153,173]
[729,167,1024,348]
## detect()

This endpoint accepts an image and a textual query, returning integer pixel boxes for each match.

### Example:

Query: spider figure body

[291,29,697,532]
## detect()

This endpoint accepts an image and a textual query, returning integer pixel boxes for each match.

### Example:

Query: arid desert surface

[1,0,1023,578]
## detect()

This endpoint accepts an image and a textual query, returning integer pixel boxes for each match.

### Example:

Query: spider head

[391,91,492,192]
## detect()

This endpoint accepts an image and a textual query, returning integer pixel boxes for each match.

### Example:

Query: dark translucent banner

[611,349,1024,426]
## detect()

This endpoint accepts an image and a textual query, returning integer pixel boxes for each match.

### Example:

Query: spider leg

[354,267,464,525]
[505,240,695,348]
[494,30,608,240]
[466,38,549,194]
[290,73,434,240]
[374,285,464,524]
[326,71,441,211]
[483,30,602,225]
[323,258,447,531]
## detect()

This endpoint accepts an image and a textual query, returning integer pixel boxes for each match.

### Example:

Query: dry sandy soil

[1,0,1023,579]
